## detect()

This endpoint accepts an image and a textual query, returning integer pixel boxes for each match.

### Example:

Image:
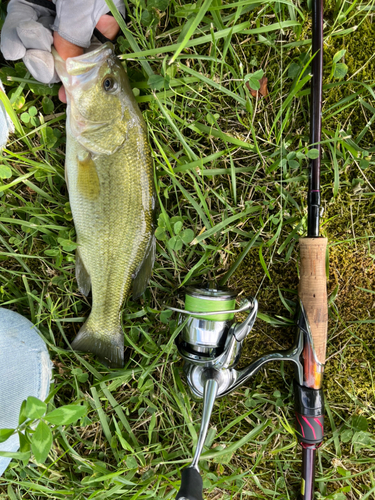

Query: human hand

[54,13,121,102]
[1,0,125,100]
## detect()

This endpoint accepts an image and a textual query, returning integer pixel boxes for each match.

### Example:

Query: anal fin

[132,235,155,300]
[76,249,91,296]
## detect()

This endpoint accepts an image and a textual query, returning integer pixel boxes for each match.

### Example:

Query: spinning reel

[167,286,324,500]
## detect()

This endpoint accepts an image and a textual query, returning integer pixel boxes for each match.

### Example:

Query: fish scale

[54,43,155,367]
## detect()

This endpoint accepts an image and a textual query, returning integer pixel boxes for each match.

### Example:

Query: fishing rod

[293,0,327,498]
[168,2,326,499]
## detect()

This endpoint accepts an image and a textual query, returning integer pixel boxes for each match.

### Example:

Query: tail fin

[71,317,124,368]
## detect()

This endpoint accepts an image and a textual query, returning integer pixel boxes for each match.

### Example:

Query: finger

[53,32,84,60]
[17,20,53,52]
[23,49,59,84]
[53,0,125,49]
[1,3,38,60]
[53,32,83,103]
[58,86,67,103]
[95,15,120,41]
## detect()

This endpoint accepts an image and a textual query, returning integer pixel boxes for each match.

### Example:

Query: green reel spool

[184,288,237,321]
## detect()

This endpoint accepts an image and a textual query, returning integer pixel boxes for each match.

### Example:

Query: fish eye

[103,77,118,92]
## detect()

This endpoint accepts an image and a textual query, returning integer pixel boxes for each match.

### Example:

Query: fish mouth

[65,42,116,77]
[53,42,117,91]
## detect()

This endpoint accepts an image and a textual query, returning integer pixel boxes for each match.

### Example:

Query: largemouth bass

[54,43,155,368]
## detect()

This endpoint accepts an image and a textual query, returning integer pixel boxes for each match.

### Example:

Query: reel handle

[176,374,219,500]
[176,468,203,500]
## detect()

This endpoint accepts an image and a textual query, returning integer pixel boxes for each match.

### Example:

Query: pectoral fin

[132,236,155,300]
[76,249,91,296]
[77,151,100,200]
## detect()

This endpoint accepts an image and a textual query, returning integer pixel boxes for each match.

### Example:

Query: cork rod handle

[298,237,328,365]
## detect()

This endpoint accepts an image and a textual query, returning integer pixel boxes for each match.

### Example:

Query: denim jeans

[0,308,52,476]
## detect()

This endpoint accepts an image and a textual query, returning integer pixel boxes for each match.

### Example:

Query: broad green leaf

[148,0,169,10]
[307,148,319,159]
[167,236,183,251]
[34,169,48,182]
[160,309,173,324]
[252,68,264,79]
[340,428,353,443]
[155,226,167,241]
[247,78,260,91]
[19,400,27,425]
[141,9,155,27]
[334,63,348,79]
[288,62,301,79]
[42,96,54,114]
[174,221,183,234]
[352,431,372,453]
[31,420,52,463]
[27,82,59,96]
[44,248,60,257]
[126,455,138,469]
[138,378,154,394]
[43,127,57,148]
[333,49,346,64]
[57,238,77,252]
[147,74,166,90]
[206,112,215,125]
[29,115,39,127]
[20,112,30,124]
[0,164,12,179]
[12,95,25,111]
[244,70,264,92]
[352,415,368,432]
[337,466,351,477]
[157,212,168,228]
[211,445,233,464]
[181,229,194,244]
[0,429,14,443]
[288,159,300,169]
[25,396,47,420]
[44,405,86,426]
[18,431,31,453]
[0,67,17,86]
[72,368,89,383]
[332,494,346,500]
[28,106,37,117]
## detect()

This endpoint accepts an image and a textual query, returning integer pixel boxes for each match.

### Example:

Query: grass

[1,0,375,498]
